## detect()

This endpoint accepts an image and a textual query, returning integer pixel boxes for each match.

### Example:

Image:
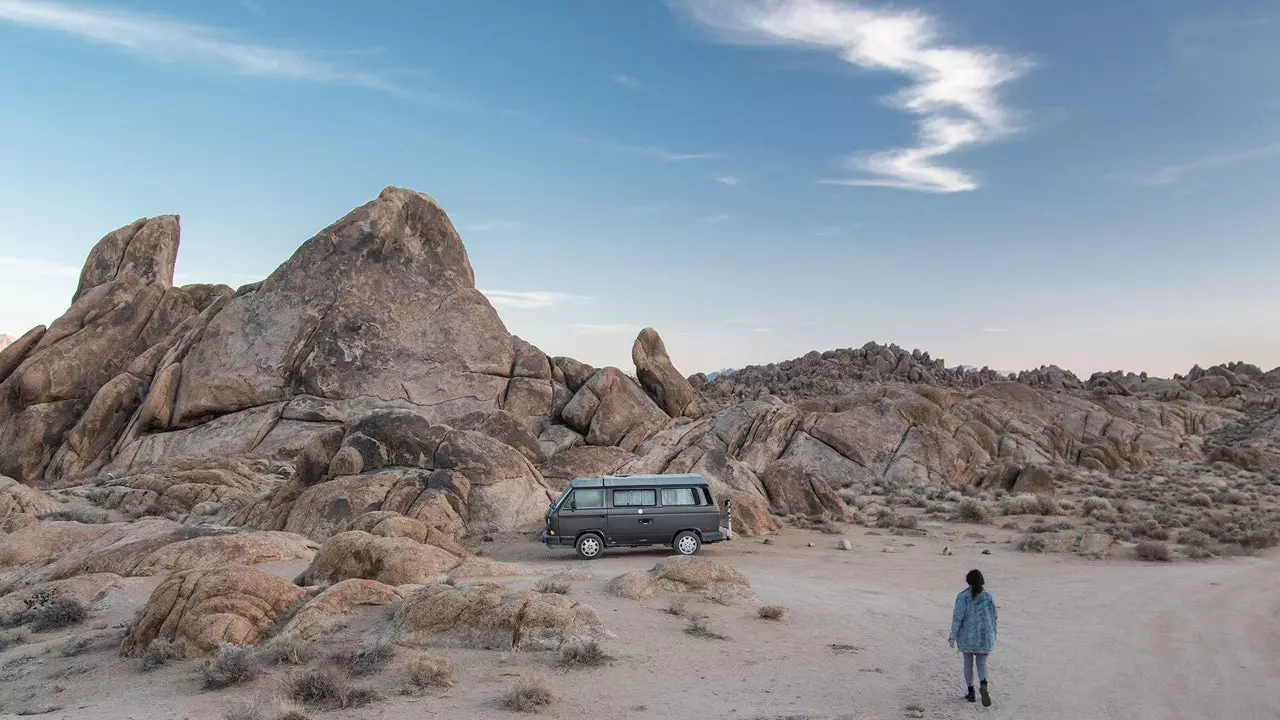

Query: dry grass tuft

[264,632,311,666]
[201,644,261,690]
[663,597,688,616]
[1135,540,1172,562]
[534,579,570,595]
[405,653,457,692]
[285,668,378,709]
[141,638,184,672]
[558,638,612,669]
[329,640,394,676]
[757,604,787,620]
[953,498,993,524]
[4,596,88,633]
[501,678,555,713]
[999,493,1061,516]
[1017,535,1049,553]
[0,627,31,651]
[38,507,110,524]
[222,698,265,720]
[684,614,728,640]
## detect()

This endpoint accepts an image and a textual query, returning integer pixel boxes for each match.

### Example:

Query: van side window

[613,489,656,507]
[660,487,699,506]
[572,489,604,509]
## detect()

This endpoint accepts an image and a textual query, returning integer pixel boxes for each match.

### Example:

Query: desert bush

[559,638,612,669]
[999,520,1020,530]
[1224,490,1250,505]
[1145,527,1171,541]
[1081,496,1114,518]
[663,597,688,616]
[924,502,951,515]
[1176,529,1212,547]
[999,494,1057,516]
[502,678,555,712]
[37,507,109,524]
[13,596,89,632]
[1017,535,1049,553]
[141,638,184,671]
[286,668,377,710]
[265,632,311,665]
[273,698,307,720]
[953,498,993,524]
[1135,541,1172,562]
[405,653,457,691]
[330,640,394,676]
[534,579,570,595]
[1186,546,1216,560]
[757,604,786,621]
[201,644,262,690]
[222,698,265,720]
[685,615,727,640]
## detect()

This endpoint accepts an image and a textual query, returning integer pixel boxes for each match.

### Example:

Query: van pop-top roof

[568,474,708,489]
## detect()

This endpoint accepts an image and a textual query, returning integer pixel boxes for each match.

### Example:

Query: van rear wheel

[575,533,604,560]
[673,531,701,556]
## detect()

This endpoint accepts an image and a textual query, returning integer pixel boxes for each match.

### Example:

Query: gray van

[541,474,725,559]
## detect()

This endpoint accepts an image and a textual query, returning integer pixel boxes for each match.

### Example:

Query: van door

[606,487,657,545]
[557,488,607,542]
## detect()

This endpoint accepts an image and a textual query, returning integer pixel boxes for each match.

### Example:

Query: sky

[1,0,1278,377]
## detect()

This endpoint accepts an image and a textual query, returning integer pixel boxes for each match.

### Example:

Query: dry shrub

[5,596,88,632]
[1017,535,1049,553]
[37,507,109,524]
[757,604,786,621]
[329,640,394,676]
[141,638,184,672]
[1135,541,1172,562]
[684,614,727,640]
[201,644,261,690]
[999,494,1060,516]
[1186,493,1213,508]
[534,579,570,595]
[1186,546,1216,560]
[1224,490,1250,505]
[501,678,555,713]
[1081,496,1114,518]
[286,668,377,710]
[265,632,311,666]
[663,597,688,616]
[558,638,612,669]
[222,698,265,720]
[405,653,457,691]
[953,498,993,524]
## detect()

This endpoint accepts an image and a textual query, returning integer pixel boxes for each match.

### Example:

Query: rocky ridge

[1,186,1278,666]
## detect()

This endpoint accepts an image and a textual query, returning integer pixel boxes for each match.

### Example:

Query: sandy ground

[2,520,1277,720]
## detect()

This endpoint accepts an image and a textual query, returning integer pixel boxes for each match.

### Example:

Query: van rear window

[660,487,699,506]
[613,489,656,507]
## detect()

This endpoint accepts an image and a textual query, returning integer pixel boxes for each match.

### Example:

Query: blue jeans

[963,652,989,686]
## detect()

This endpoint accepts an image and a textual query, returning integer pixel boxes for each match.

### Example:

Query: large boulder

[120,566,308,656]
[561,368,670,451]
[538,445,637,490]
[394,581,605,650]
[281,578,408,639]
[632,328,706,418]
[294,530,461,586]
[0,475,61,532]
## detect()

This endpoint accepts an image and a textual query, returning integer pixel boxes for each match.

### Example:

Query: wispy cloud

[577,137,724,163]
[713,175,741,186]
[674,0,1030,193]
[1134,141,1280,186]
[0,256,80,278]
[702,213,733,223]
[750,327,775,333]
[462,220,521,232]
[572,323,637,335]
[481,290,586,310]
[0,0,453,105]
[610,73,642,89]
[982,327,1008,333]
[811,225,843,237]
[657,150,722,162]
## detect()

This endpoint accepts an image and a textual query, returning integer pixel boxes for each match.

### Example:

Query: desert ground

[2,519,1275,720]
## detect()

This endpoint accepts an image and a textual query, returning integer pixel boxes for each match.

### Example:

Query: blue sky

[1,0,1277,377]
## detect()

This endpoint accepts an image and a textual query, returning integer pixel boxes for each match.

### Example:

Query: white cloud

[481,290,586,310]
[611,73,642,88]
[572,323,636,334]
[811,225,842,237]
[675,0,1030,193]
[1135,141,1280,186]
[462,220,521,232]
[751,327,775,333]
[702,213,733,223]
[982,327,1008,333]
[658,151,722,162]
[0,0,431,101]
[0,256,80,278]
[713,175,741,186]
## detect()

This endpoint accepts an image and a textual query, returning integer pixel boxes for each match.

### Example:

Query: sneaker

[980,683,992,707]
[965,687,976,703]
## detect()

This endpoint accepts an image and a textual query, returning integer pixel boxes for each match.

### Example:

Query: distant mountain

[706,368,735,380]
[0,334,14,350]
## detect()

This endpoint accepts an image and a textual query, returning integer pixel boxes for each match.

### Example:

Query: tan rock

[0,476,61,532]
[295,531,461,586]
[120,566,307,656]
[606,571,657,600]
[447,557,537,580]
[0,573,122,618]
[394,581,605,650]
[632,328,706,418]
[281,578,407,639]
[561,367,670,451]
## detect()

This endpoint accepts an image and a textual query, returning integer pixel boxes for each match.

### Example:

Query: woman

[948,569,998,706]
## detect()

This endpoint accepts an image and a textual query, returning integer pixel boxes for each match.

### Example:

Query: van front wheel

[673,531,701,556]
[576,533,604,560]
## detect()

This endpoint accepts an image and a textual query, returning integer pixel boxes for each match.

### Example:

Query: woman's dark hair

[965,569,985,598]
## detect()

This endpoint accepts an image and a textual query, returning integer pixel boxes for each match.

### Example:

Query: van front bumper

[541,531,574,548]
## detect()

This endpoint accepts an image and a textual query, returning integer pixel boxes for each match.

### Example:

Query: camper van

[541,474,725,559]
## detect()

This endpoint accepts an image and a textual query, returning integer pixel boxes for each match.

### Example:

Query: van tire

[673,531,701,556]
[575,533,604,560]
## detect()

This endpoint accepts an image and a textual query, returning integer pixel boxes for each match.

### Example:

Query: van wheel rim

[581,538,600,556]
[678,536,698,554]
